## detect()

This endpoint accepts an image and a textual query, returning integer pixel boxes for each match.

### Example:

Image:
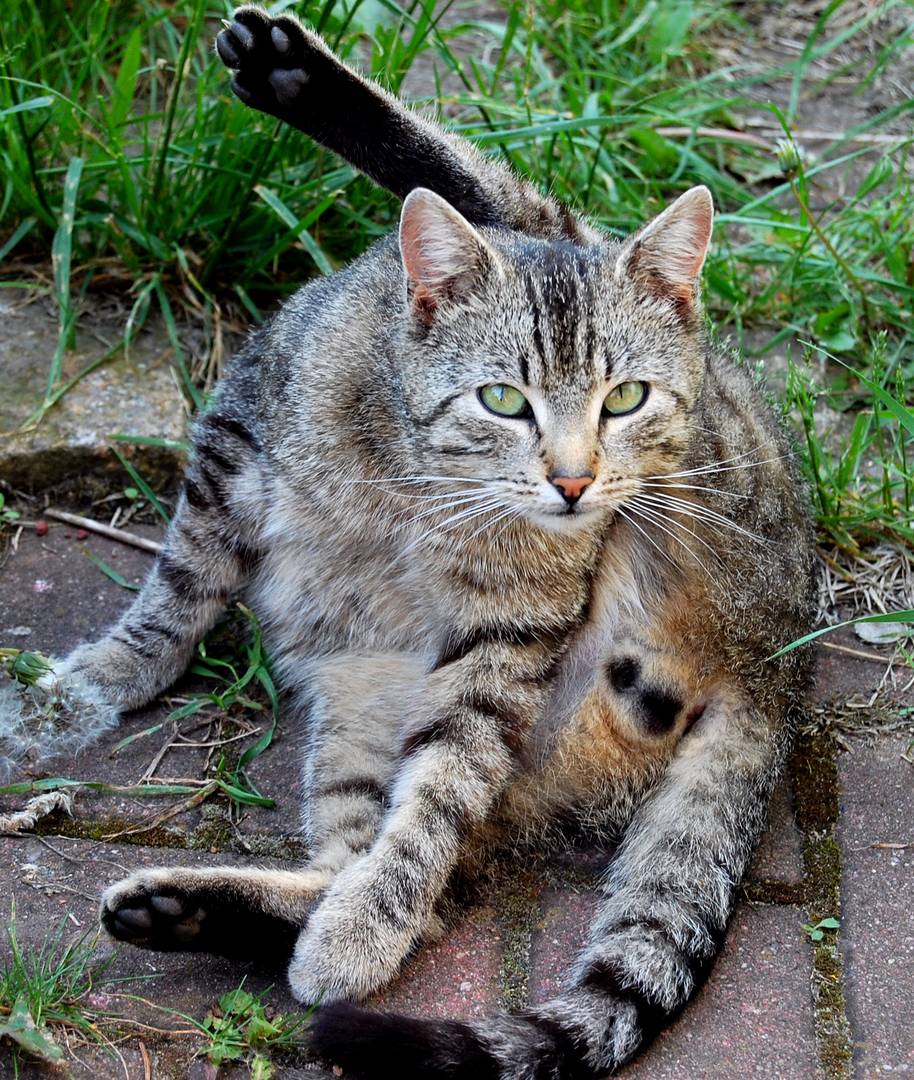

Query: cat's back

[253,234,402,422]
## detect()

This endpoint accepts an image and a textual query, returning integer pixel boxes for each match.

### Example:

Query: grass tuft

[0,908,114,1072]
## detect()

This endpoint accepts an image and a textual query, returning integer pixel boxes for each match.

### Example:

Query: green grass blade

[254,184,334,276]
[770,611,914,659]
[0,217,36,262]
[799,340,914,441]
[108,432,191,452]
[110,27,142,131]
[110,447,170,523]
[47,156,84,401]
[84,551,141,591]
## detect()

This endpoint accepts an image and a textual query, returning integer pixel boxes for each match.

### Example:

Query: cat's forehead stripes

[518,244,606,397]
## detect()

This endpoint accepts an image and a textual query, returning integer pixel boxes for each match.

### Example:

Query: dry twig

[44,509,162,554]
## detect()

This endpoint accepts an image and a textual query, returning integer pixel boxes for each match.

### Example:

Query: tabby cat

[37,8,817,1077]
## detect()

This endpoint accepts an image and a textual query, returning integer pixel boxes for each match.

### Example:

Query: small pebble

[35,520,48,537]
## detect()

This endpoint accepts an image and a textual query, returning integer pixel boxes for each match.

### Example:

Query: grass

[0,908,127,1074]
[191,985,309,1076]
[1,1,912,577]
[0,907,304,1074]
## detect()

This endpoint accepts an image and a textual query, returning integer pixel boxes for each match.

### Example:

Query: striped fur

[17,12,819,1077]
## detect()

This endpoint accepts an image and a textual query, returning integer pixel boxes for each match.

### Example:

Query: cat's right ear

[399,188,498,326]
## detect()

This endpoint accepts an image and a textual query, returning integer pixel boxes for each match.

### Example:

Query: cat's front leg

[287,612,585,1004]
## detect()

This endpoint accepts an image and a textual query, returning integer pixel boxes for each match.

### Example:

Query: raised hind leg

[214,7,593,242]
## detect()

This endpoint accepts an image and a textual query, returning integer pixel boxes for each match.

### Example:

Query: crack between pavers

[790,731,854,1080]
[492,868,541,1014]
[32,812,308,860]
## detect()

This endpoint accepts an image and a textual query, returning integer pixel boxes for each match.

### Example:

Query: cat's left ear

[616,185,714,315]
[399,188,498,326]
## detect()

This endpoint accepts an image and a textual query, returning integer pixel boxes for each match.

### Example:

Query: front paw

[216,7,335,112]
[288,863,417,1003]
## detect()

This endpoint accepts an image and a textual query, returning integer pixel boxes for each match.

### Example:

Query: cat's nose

[549,473,594,506]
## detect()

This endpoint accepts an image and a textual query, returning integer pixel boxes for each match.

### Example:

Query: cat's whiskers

[459,505,525,548]
[399,497,510,556]
[614,505,679,572]
[648,450,785,481]
[434,499,512,535]
[641,480,751,501]
[347,474,492,487]
[398,491,503,530]
[626,497,719,573]
[634,491,768,545]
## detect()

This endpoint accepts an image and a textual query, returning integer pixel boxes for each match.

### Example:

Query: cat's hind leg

[215,8,593,241]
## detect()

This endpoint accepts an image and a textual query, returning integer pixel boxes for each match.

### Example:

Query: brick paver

[838,735,914,1077]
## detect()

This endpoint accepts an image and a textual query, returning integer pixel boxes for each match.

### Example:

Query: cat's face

[394,188,713,535]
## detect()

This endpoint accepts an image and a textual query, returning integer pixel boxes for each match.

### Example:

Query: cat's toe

[215,30,242,69]
[215,9,272,74]
[271,25,291,54]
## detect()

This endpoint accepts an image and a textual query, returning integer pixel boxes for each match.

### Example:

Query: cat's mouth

[529,502,602,533]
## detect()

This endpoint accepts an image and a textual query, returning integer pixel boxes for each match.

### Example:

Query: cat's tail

[310,990,660,1079]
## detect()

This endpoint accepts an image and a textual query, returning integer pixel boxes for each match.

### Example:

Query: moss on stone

[493,869,540,1014]
[789,734,854,1079]
[35,813,188,848]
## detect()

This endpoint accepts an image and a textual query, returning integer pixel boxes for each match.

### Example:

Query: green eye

[479,384,530,418]
[603,381,647,416]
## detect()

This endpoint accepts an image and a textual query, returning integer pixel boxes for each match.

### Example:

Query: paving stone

[529,886,599,1002]
[749,777,805,884]
[0,521,162,657]
[0,292,187,496]
[372,901,506,1020]
[838,735,914,1077]
[624,904,820,1078]
[0,834,301,1013]
[812,626,907,705]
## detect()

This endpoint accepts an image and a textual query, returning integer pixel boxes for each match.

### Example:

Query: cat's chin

[526,507,604,534]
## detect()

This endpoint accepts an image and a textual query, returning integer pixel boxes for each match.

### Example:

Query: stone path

[0,524,912,1078]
